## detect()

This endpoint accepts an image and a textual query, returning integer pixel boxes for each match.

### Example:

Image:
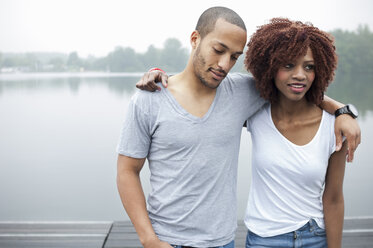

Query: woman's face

[274,47,315,102]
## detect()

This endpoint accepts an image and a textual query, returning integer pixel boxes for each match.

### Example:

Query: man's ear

[190,30,201,49]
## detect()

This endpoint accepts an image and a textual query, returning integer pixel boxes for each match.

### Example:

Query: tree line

[0,25,372,76]
[0,38,189,73]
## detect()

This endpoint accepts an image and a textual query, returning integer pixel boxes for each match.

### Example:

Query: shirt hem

[246,219,310,237]
[157,234,235,247]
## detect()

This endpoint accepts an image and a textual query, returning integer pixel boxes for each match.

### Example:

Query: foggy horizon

[1,0,373,57]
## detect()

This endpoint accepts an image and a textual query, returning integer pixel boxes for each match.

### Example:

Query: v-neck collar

[268,104,325,148]
[161,84,221,123]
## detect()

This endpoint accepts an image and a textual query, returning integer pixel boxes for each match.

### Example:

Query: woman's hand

[136,70,169,91]
[334,115,361,162]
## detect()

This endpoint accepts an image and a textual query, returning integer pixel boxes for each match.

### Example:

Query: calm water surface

[0,73,372,221]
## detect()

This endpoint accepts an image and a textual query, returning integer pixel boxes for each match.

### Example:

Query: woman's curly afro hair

[244,18,338,105]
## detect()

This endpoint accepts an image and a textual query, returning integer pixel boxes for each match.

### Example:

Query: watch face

[348,104,359,117]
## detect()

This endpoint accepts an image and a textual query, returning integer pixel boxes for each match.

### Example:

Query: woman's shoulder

[321,108,336,126]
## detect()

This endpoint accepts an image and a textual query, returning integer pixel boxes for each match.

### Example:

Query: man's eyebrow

[217,41,229,49]
[216,41,243,55]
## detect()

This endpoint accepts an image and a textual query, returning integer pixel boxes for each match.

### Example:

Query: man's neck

[171,68,217,97]
[166,69,218,118]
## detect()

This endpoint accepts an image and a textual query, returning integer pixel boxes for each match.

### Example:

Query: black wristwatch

[335,104,359,118]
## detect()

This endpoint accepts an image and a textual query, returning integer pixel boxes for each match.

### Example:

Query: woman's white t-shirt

[245,103,336,237]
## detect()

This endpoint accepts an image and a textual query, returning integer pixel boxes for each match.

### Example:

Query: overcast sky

[1,0,372,57]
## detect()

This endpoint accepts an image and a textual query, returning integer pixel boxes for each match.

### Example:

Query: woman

[243,18,346,248]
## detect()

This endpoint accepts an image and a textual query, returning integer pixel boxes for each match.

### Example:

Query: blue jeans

[171,240,234,248]
[246,219,327,248]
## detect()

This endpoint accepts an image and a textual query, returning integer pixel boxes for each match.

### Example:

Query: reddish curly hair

[245,18,338,105]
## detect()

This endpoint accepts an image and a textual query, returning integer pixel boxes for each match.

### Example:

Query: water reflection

[0,73,139,97]
[327,72,373,117]
[1,72,372,116]
[0,73,372,221]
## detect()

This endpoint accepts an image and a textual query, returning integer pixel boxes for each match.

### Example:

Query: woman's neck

[272,96,313,121]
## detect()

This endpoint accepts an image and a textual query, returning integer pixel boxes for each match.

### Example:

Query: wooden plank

[0,222,112,248]
[0,236,106,248]
[0,218,371,247]
[105,218,373,248]
[0,221,112,234]
[0,236,107,248]
[344,217,373,230]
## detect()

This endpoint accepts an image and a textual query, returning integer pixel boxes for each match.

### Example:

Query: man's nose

[217,55,231,72]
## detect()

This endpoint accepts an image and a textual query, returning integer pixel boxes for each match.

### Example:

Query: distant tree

[49,57,66,72]
[140,45,161,70]
[2,27,372,76]
[91,57,109,72]
[107,46,143,72]
[159,38,188,72]
[331,25,373,76]
[66,52,82,71]
[1,57,17,67]
[24,53,41,71]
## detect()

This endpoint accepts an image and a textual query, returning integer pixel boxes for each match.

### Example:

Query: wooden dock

[0,218,372,247]
[0,221,112,248]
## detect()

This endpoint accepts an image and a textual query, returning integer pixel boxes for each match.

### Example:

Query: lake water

[0,73,372,221]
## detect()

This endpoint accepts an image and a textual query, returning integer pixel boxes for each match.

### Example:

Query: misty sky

[1,0,372,57]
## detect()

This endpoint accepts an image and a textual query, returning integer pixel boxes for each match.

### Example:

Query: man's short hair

[196,6,246,38]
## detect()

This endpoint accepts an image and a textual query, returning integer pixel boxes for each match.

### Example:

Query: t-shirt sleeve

[327,112,338,156]
[228,73,267,119]
[245,103,268,134]
[246,118,253,133]
[116,93,152,159]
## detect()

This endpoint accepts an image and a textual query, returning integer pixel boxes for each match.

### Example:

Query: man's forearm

[319,95,344,114]
[117,158,158,246]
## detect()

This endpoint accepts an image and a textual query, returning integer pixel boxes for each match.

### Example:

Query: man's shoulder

[130,85,164,112]
[221,72,257,93]
[226,72,253,80]
[224,73,255,86]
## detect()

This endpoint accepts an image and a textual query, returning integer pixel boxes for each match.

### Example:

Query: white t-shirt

[245,103,336,237]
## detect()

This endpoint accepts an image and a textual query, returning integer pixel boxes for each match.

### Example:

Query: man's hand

[143,237,173,248]
[335,115,361,162]
[136,71,168,91]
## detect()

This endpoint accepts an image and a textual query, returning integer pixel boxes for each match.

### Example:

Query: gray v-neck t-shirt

[117,73,265,247]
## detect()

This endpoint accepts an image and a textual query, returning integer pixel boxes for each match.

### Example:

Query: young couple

[117,6,361,248]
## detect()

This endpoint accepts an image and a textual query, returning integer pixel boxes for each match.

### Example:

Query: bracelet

[149,67,165,73]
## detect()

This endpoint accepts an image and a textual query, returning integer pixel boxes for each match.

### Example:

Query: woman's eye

[214,48,223,54]
[305,64,315,70]
[284,64,294,69]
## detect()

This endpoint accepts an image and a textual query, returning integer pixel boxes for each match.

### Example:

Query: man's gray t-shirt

[117,73,265,247]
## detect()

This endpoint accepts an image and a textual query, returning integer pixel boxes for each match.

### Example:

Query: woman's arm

[323,141,348,248]
[136,70,169,91]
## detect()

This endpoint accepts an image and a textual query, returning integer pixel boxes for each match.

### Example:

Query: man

[117,6,360,248]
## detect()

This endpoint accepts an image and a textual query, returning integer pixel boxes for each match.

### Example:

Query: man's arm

[320,95,361,162]
[323,141,347,248]
[117,155,172,248]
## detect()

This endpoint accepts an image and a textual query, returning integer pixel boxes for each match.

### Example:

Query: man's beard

[193,46,221,89]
